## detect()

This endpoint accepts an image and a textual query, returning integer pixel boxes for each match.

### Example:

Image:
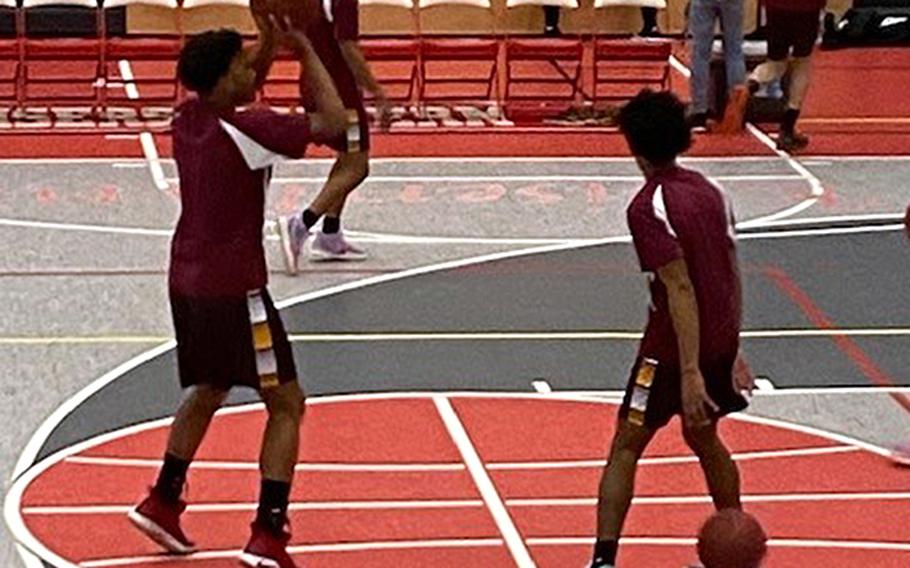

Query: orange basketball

[697,509,768,568]
[251,0,324,31]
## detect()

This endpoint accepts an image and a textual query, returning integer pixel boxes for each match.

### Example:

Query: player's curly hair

[617,89,692,165]
[177,29,243,94]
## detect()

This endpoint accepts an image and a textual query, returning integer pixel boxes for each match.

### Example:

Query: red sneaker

[240,522,298,568]
[127,489,195,554]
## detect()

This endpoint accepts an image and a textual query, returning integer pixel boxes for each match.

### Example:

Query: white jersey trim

[651,184,678,239]
[219,119,287,171]
[323,0,334,22]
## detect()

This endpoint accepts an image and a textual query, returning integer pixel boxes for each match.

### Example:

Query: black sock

[302,209,320,230]
[154,453,190,502]
[322,216,341,234]
[592,539,618,567]
[782,108,800,136]
[256,479,291,533]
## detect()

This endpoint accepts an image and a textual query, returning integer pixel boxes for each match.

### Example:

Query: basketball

[251,0,324,32]
[697,509,768,568]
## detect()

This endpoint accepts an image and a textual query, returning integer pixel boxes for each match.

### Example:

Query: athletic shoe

[240,521,298,568]
[127,489,195,554]
[892,440,910,467]
[310,230,368,262]
[686,112,709,130]
[278,214,309,276]
[776,131,810,153]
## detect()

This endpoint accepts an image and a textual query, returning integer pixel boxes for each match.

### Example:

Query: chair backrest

[418,0,494,35]
[360,0,417,36]
[182,0,249,8]
[22,0,98,8]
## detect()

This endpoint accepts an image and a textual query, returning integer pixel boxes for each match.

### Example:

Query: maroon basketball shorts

[619,354,749,429]
[170,288,297,391]
[766,8,821,60]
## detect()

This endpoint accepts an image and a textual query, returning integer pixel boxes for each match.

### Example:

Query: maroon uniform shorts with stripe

[170,288,297,391]
[618,353,748,429]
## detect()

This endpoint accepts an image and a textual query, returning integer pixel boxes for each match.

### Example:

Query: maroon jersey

[170,98,311,297]
[627,165,742,369]
[304,0,362,109]
[764,0,825,12]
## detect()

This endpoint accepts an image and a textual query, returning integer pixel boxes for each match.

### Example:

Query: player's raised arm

[249,0,281,89]
[277,16,347,140]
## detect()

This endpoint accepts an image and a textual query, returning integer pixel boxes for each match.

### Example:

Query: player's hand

[682,369,718,429]
[733,352,755,396]
[376,94,393,132]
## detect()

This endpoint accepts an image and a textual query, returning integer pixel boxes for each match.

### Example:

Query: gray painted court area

[1,156,909,567]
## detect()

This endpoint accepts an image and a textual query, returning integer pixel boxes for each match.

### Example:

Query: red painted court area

[13,396,910,567]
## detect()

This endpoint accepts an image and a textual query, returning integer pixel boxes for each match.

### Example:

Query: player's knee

[610,421,652,459]
[790,56,812,72]
[266,383,305,421]
[187,385,227,414]
[683,424,719,456]
[350,153,369,186]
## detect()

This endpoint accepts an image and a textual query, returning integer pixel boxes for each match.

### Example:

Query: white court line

[486,445,859,470]
[526,536,910,552]
[64,455,464,472]
[7,392,905,568]
[434,397,536,568]
[78,538,505,567]
[507,490,910,507]
[1,213,902,244]
[24,499,484,516]
[117,60,168,192]
[284,328,910,342]
[669,55,692,79]
[209,174,804,184]
[2,155,909,165]
[738,123,826,228]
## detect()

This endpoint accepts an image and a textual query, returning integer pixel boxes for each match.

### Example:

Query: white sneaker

[310,230,368,262]
[278,215,309,275]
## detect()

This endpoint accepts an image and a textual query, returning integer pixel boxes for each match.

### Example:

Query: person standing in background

[748,0,826,152]
[687,0,746,129]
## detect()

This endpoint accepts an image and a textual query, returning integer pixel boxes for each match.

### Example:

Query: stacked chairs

[503,0,582,121]
[0,0,673,129]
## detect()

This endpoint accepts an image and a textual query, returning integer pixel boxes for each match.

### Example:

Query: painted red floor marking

[14,396,910,567]
[82,399,461,463]
[763,265,910,413]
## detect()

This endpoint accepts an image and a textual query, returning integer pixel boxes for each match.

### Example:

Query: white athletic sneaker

[278,215,309,275]
[310,230,368,262]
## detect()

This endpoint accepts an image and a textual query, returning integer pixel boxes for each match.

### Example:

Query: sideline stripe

[487,445,858,470]
[72,534,910,567]
[24,499,485,515]
[59,444,855,473]
[64,455,464,472]
[434,397,536,567]
[221,174,804,184]
[508,491,910,507]
[526,537,910,552]
[117,60,168,192]
[78,539,506,567]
